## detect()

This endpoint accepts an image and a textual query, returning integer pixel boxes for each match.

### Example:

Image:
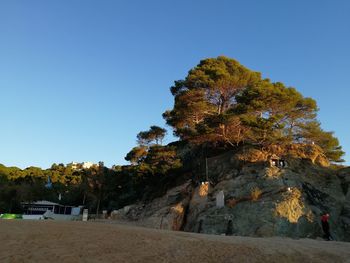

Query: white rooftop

[23,200,60,206]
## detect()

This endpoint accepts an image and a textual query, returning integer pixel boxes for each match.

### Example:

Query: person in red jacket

[321,213,332,240]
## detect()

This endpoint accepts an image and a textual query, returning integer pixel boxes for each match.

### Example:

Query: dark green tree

[144,145,182,175]
[163,56,261,142]
[125,146,148,164]
[137,125,167,145]
[163,56,344,162]
[235,80,318,145]
[299,121,345,162]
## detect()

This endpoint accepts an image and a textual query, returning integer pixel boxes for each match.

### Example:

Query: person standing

[321,213,332,240]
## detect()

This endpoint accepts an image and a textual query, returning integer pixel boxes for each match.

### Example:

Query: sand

[0,220,350,263]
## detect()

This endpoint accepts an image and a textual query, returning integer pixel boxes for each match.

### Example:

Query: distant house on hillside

[82,162,94,169]
[67,161,95,170]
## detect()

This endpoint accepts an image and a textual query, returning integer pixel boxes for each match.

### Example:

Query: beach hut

[22,200,74,216]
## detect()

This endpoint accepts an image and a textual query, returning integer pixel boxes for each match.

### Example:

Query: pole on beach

[205,157,208,181]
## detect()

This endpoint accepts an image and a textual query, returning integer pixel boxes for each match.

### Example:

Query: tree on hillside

[137,125,167,146]
[163,56,261,141]
[163,56,344,162]
[299,121,344,162]
[144,145,182,175]
[125,146,148,164]
[235,80,318,145]
[82,162,107,215]
[125,125,182,175]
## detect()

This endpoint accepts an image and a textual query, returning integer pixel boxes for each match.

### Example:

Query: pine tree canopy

[163,56,344,162]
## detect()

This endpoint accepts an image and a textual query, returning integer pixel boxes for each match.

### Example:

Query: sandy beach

[0,220,349,263]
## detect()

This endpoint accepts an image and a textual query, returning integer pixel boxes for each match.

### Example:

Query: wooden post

[205,157,208,181]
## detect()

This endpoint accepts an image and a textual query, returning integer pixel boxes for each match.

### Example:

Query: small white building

[82,162,94,169]
[21,200,81,220]
[67,161,96,170]
[22,200,74,215]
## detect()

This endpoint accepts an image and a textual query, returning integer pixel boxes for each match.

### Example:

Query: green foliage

[163,56,344,162]
[137,125,167,146]
[299,121,345,162]
[126,122,182,176]
[164,56,261,140]
[0,162,143,214]
[144,145,182,174]
[125,146,148,164]
[0,165,60,213]
[234,80,319,146]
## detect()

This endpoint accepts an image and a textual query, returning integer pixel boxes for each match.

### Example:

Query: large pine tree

[163,56,344,162]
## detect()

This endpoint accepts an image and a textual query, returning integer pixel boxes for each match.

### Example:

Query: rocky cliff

[112,144,350,241]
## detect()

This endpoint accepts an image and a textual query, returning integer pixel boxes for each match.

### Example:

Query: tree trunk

[96,198,100,219]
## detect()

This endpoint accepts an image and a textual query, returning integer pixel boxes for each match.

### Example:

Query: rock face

[113,181,193,231]
[116,145,350,241]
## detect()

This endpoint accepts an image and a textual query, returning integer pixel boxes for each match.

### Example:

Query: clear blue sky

[1,0,349,168]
